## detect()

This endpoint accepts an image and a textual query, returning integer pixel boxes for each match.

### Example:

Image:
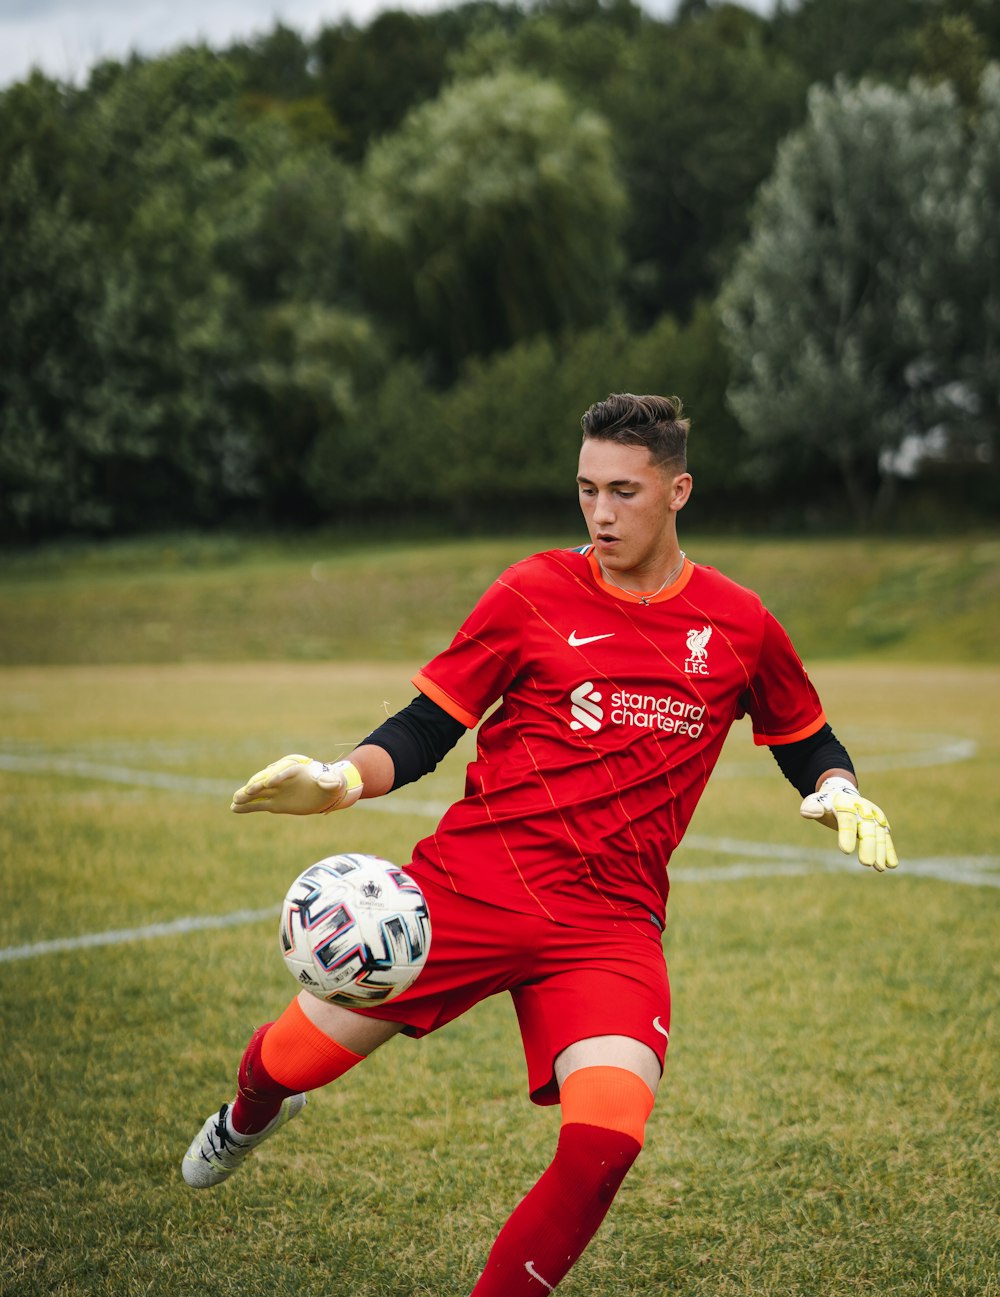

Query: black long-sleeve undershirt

[361,694,854,798]
[768,722,854,796]
[360,694,467,790]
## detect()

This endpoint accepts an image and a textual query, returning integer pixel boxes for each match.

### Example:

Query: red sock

[469,1066,655,1295]
[469,1122,641,1295]
[229,999,365,1134]
[230,1023,297,1134]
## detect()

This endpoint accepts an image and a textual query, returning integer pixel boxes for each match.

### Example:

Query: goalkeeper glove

[230,755,363,816]
[799,776,898,871]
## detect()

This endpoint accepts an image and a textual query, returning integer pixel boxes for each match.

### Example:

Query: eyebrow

[576,475,642,488]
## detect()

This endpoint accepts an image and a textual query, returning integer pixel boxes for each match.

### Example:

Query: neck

[599,548,686,602]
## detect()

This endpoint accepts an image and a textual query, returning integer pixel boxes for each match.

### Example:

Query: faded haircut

[580,393,689,472]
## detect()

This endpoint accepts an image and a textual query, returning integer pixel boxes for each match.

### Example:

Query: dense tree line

[1,0,998,539]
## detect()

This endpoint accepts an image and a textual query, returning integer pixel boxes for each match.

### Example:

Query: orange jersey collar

[585,548,694,605]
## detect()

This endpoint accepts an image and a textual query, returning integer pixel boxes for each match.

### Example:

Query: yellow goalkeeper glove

[799,776,898,871]
[230,755,363,816]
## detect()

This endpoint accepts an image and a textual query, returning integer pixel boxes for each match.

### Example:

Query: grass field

[1,536,998,1296]
[1,531,999,666]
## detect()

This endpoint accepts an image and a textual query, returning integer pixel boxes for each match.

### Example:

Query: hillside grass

[1,530,998,665]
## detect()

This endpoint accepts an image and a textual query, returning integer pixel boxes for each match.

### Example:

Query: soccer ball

[279,853,431,1007]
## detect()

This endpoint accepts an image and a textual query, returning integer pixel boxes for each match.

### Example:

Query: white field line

[0,908,279,963]
[1,746,996,965]
[715,732,978,778]
[0,751,236,796]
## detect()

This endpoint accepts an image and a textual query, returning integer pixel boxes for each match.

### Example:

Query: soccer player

[182,393,898,1294]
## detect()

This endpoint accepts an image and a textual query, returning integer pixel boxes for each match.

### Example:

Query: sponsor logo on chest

[569,680,706,737]
[562,622,716,739]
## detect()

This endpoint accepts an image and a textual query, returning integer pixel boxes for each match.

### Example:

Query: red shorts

[357,871,671,1105]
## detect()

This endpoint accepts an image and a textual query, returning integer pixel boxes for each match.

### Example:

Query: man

[182,393,898,1294]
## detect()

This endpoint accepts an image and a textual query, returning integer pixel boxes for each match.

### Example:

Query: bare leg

[295,990,405,1054]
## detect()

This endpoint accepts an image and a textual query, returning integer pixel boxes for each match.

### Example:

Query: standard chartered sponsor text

[610,691,706,736]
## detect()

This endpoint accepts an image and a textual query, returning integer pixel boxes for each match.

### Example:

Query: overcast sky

[0,0,776,90]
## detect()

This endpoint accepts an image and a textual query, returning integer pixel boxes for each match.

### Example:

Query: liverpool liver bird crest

[685,625,712,659]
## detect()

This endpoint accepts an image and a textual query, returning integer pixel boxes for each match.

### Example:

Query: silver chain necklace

[599,551,686,606]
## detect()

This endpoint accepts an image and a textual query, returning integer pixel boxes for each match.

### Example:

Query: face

[577,438,692,584]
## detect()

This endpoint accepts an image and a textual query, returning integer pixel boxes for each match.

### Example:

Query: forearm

[814,766,856,791]
[347,743,396,799]
[356,693,467,791]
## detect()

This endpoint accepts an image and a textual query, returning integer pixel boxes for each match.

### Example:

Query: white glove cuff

[817,776,858,797]
[314,759,363,813]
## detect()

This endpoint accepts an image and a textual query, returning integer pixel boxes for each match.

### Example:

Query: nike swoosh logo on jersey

[653,1016,670,1041]
[568,630,615,647]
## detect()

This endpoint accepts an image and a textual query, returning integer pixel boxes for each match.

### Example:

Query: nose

[593,491,616,526]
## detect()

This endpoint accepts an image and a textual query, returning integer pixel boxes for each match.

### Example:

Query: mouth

[595,533,619,548]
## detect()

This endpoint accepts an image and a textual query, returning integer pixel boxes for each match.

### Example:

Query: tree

[349,69,625,378]
[955,64,1000,493]
[0,48,375,536]
[607,5,809,322]
[314,7,509,162]
[451,3,808,323]
[306,304,745,529]
[226,22,316,100]
[0,154,107,535]
[719,74,991,527]
[914,13,991,108]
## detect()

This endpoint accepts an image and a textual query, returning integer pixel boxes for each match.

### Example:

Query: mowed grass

[0,534,998,1296]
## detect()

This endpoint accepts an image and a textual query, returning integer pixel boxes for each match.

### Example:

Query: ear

[669,472,693,513]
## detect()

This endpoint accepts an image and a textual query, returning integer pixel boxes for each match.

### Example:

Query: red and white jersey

[410,547,825,931]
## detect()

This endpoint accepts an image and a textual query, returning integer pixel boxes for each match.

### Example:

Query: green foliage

[0,70,81,194]
[452,2,808,319]
[314,6,510,162]
[0,48,378,535]
[0,155,106,531]
[720,72,1000,527]
[306,307,745,524]
[771,0,1000,86]
[601,4,809,319]
[914,12,992,107]
[349,68,625,376]
[960,65,1000,454]
[2,0,999,540]
[226,21,316,99]
[452,0,639,99]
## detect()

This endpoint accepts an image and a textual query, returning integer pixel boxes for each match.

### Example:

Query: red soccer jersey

[410,547,825,930]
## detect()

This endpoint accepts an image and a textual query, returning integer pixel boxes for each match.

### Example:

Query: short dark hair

[581,393,689,472]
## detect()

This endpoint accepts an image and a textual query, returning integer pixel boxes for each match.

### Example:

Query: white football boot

[181,1094,306,1188]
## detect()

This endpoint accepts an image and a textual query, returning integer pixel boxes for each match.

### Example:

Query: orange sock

[558,1065,655,1147]
[230,998,364,1133]
[261,996,365,1091]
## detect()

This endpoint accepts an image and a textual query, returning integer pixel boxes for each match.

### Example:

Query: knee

[555,1064,656,1205]
[554,1122,643,1206]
